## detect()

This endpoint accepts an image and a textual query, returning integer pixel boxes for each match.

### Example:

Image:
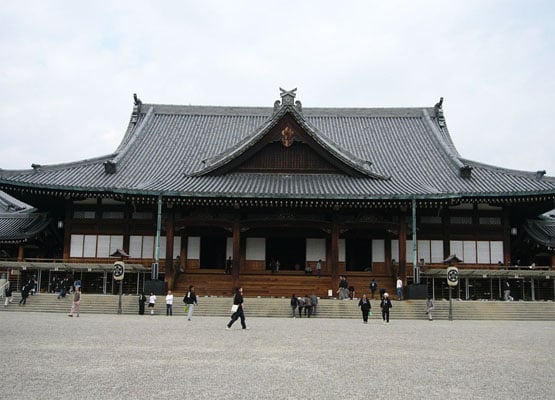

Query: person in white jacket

[165,290,174,316]
[148,292,156,315]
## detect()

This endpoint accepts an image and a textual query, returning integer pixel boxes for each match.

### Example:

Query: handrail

[0,280,8,298]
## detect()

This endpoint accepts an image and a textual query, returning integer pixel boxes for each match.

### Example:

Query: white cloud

[1,0,554,175]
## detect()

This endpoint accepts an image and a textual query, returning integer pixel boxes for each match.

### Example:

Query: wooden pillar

[502,207,512,265]
[385,236,392,274]
[17,244,24,261]
[399,217,407,284]
[330,223,339,290]
[442,208,450,261]
[232,222,241,288]
[62,199,72,259]
[164,208,175,289]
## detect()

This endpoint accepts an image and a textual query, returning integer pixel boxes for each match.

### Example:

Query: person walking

[396,277,403,300]
[310,292,318,316]
[226,287,248,330]
[503,280,513,301]
[165,290,174,316]
[68,286,81,317]
[358,293,372,323]
[297,295,305,318]
[304,294,312,318]
[138,292,147,315]
[19,283,30,305]
[426,298,434,321]
[370,279,378,299]
[290,293,298,318]
[183,285,198,321]
[148,292,156,315]
[380,292,392,324]
[4,282,14,307]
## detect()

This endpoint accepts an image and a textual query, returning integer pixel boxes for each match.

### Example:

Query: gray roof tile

[1,94,554,201]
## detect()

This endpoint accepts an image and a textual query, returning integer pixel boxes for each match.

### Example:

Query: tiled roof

[0,191,51,243]
[1,91,554,201]
[524,210,555,248]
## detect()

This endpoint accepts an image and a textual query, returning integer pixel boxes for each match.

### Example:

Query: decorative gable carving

[191,89,389,180]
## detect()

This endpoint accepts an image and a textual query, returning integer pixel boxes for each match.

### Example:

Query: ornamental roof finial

[279,87,297,106]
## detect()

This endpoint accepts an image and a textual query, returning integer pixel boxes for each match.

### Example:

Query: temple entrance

[266,237,306,271]
[346,237,372,271]
[200,236,227,269]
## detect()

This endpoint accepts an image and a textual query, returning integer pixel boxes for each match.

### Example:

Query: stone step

[2,293,554,320]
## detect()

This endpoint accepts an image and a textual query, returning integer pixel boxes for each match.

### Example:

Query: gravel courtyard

[1,312,553,400]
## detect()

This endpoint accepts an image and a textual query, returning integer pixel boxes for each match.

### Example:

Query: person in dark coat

[226,287,248,330]
[138,292,147,315]
[183,285,198,321]
[380,292,392,324]
[370,279,378,299]
[19,284,31,305]
[290,293,298,318]
[358,293,372,323]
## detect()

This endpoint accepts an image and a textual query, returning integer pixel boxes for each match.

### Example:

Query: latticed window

[450,216,472,225]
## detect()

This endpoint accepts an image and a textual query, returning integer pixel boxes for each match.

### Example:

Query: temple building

[1,88,554,299]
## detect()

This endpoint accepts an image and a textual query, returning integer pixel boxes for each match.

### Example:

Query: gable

[210,114,355,175]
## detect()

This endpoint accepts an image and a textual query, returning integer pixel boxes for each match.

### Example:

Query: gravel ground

[1,312,553,400]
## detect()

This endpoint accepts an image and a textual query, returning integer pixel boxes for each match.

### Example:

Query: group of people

[10,276,37,306]
[337,276,355,300]
[358,291,393,324]
[136,285,250,330]
[289,293,318,318]
[138,285,199,319]
[50,276,73,298]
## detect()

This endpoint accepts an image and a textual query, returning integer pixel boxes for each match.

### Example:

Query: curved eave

[460,158,555,181]
[0,213,52,242]
[0,153,117,176]
[1,178,554,205]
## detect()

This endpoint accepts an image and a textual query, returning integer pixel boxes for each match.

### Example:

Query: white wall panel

[129,236,142,258]
[431,240,444,263]
[97,235,110,257]
[406,240,413,262]
[417,240,431,263]
[111,236,123,255]
[463,241,477,264]
[226,237,233,259]
[449,240,463,260]
[159,237,166,259]
[490,241,504,264]
[187,237,200,260]
[70,235,84,257]
[391,240,399,262]
[246,238,266,260]
[477,241,490,264]
[173,237,182,259]
[306,238,326,261]
[372,240,385,262]
[339,239,346,262]
[142,236,154,259]
[83,235,97,258]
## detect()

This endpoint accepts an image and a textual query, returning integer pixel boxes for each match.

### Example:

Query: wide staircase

[2,293,555,320]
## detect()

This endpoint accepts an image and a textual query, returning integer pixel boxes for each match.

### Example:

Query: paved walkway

[1,312,553,399]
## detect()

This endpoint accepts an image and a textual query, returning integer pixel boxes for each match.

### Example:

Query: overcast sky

[1,0,554,176]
